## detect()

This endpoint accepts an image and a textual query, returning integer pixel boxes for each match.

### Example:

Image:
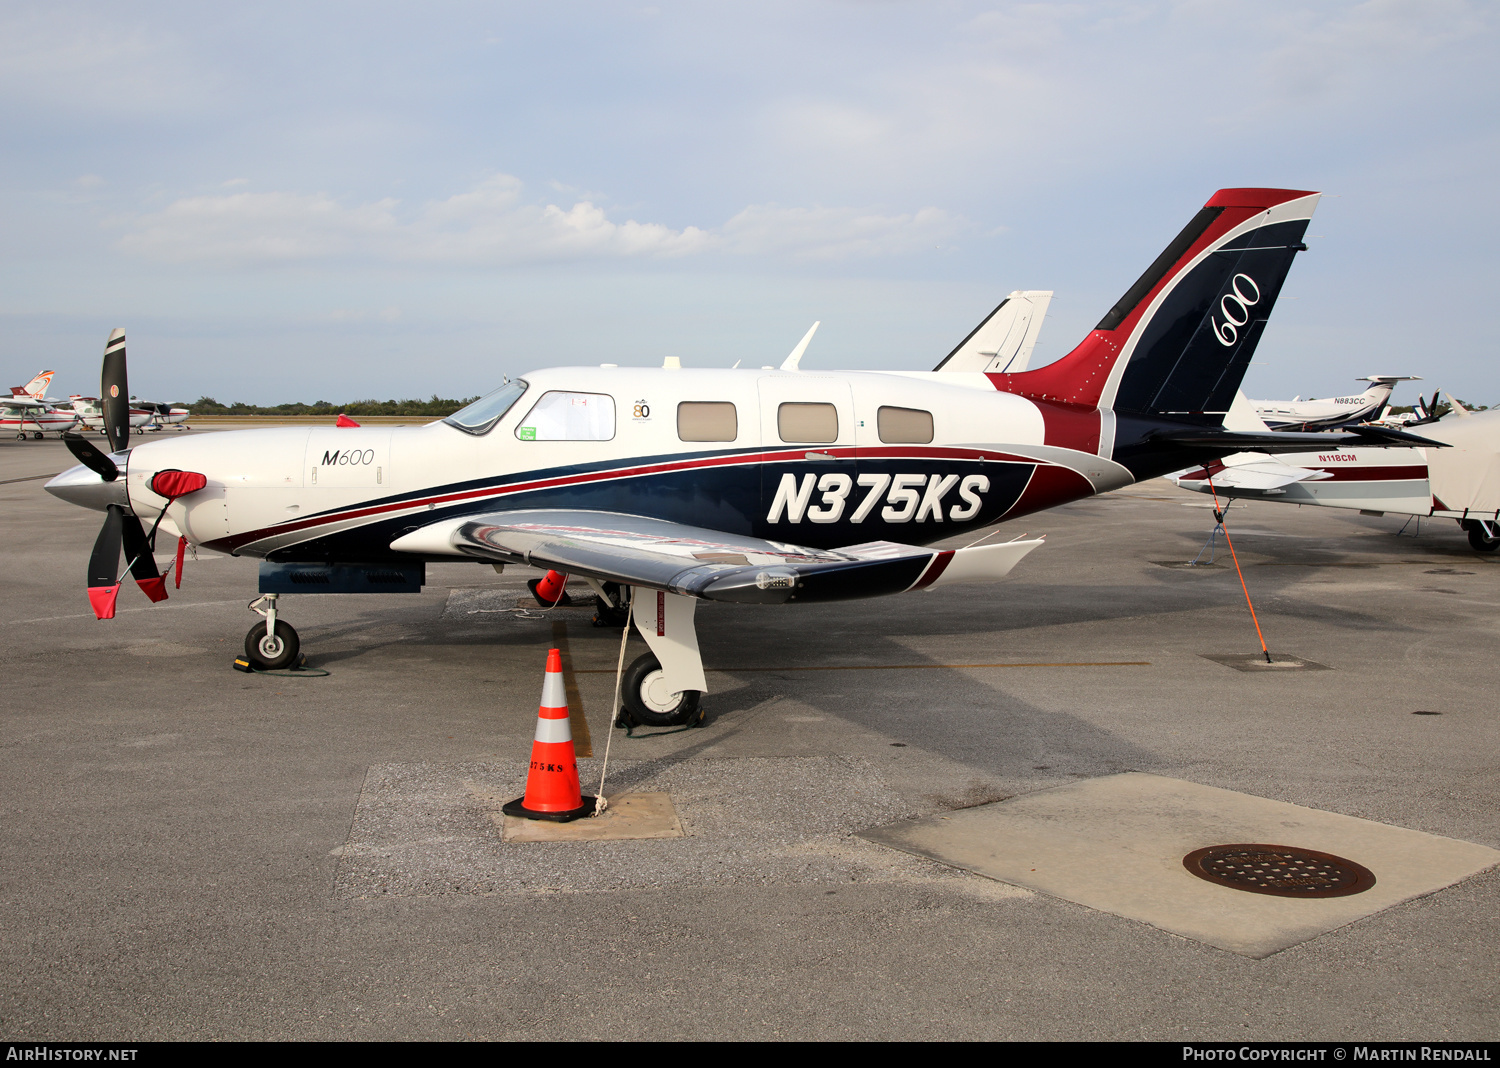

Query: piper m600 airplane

[45,188,1442,725]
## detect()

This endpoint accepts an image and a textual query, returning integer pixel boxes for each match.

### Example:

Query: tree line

[184,396,480,416]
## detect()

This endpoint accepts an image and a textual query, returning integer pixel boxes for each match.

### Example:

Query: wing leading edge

[389,509,1042,604]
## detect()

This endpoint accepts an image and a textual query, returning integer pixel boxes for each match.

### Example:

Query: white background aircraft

[1173,394,1496,550]
[69,395,154,435]
[45,188,1439,725]
[1249,376,1422,430]
[2,371,78,439]
[132,398,193,430]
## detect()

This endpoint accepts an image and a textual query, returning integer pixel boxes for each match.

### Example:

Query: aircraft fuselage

[104,367,1139,563]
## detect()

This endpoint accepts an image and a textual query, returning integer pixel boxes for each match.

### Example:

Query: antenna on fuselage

[780,321,820,372]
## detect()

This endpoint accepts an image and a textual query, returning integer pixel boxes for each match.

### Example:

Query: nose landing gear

[244,593,301,669]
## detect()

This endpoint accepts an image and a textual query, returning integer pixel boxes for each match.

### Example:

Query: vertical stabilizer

[988,189,1319,421]
[22,370,55,401]
[935,291,1053,373]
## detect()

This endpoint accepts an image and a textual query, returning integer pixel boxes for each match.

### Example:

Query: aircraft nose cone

[45,463,130,512]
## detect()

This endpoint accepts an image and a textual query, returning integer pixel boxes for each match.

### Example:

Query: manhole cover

[1183,844,1376,898]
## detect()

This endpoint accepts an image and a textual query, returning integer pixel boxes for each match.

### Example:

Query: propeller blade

[119,508,168,603]
[88,505,125,619]
[101,328,129,454]
[62,431,119,482]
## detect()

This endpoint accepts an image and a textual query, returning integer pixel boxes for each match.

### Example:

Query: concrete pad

[333,757,1010,898]
[1200,652,1329,672]
[860,773,1500,958]
[498,792,684,842]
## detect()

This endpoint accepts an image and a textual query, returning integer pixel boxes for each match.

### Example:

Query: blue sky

[1,1,1495,405]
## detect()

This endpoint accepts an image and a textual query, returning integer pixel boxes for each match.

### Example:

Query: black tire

[592,582,629,628]
[620,651,703,727]
[1468,525,1500,552]
[32,432,43,440]
[244,620,300,670]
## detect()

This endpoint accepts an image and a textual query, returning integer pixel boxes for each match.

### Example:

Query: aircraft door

[756,377,858,545]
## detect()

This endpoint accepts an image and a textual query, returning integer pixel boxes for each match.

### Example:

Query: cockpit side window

[515,391,616,441]
[443,380,529,436]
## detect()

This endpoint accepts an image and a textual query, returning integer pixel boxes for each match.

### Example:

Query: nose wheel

[243,594,302,670]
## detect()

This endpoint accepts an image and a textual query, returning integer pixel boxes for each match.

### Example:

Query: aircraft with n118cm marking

[45,188,1442,726]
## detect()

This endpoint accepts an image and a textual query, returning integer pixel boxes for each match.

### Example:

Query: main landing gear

[1462,519,1500,552]
[244,593,301,669]
[613,587,707,730]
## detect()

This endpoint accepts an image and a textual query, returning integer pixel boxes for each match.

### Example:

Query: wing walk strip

[574,661,1151,674]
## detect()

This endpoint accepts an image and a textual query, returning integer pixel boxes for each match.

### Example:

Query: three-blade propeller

[69,330,206,619]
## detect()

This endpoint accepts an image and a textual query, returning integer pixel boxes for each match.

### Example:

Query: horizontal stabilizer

[1152,424,1448,453]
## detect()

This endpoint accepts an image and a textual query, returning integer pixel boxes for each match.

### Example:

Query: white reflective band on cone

[533,714,573,744]
[540,670,567,709]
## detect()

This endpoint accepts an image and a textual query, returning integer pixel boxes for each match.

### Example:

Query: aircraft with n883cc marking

[45,188,1442,726]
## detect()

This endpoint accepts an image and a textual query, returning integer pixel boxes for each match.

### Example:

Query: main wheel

[243,619,301,670]
[1468,525,1500,552]
[32,432,43,440]
[620,651,703,727]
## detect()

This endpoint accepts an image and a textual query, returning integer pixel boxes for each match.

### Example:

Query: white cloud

[114,174,960,267]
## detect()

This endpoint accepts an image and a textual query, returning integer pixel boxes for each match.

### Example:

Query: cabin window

[877,406,934,444]
[444,379,528,436]
[515,390,616,441]
[677,402,738,442]
[777,402,838,444]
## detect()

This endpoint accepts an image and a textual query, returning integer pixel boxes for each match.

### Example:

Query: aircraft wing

[389,509,1043,604]
[1152,424,1448,451]
[1180,459,1333,491]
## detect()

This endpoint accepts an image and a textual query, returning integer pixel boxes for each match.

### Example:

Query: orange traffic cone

[528,569,573,606]
[502,648,594,822]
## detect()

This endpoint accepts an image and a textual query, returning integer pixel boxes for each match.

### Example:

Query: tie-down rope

[1205,472,1273,665]
[592,586,633,816]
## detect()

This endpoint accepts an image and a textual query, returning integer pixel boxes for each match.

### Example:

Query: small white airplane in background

[1249,376,1422,430]
[69,395,154,435]
[2,371,79,439]
[1173,392,1499,551]
[45,188,1442,725]
[131,399,193,430]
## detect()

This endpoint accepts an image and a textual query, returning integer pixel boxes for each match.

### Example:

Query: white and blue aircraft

[1250,376,1423,431]
[45,187,1439,726]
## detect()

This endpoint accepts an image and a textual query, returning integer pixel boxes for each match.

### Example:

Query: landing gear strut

[244,593,301,669]
[616,588,706,729]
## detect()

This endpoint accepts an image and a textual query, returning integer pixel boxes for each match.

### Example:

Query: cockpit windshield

[443,379,529,436]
